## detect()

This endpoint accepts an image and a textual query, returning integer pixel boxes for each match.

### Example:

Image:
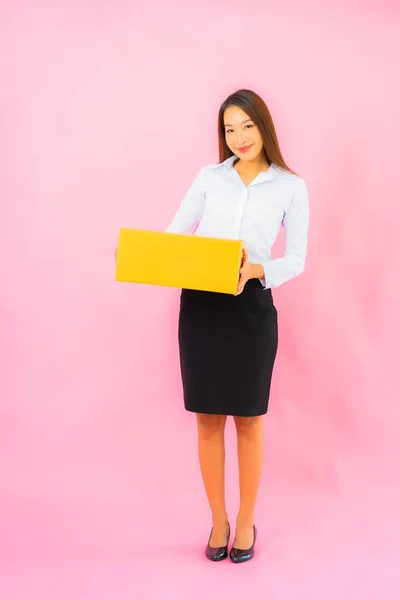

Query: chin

[233,147,263,161]
[242,151,258,161]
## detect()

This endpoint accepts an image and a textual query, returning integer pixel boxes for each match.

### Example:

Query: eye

[226,129,233,134]
[245,124,254,129]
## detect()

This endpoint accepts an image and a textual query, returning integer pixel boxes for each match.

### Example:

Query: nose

[235,131,247,147]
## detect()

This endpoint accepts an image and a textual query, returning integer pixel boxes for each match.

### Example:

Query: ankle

[236,513,254,528]
[212,514,229,527]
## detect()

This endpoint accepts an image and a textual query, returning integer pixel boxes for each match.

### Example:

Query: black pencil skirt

[178,278,278,417]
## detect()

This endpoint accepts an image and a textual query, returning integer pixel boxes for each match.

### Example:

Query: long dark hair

[218,89,297,175]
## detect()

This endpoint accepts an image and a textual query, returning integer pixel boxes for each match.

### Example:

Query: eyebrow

[224,119,253,127]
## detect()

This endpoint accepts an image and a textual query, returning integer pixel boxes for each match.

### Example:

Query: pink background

[1,1,399,598]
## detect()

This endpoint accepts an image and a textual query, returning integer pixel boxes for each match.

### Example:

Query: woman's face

[223,105,264,162]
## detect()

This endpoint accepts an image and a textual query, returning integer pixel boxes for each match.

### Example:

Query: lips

[237,145,252,153]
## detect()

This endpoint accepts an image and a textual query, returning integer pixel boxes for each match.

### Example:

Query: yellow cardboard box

[115,228,243,294]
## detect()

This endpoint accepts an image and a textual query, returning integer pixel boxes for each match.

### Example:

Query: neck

[234,154,269,173]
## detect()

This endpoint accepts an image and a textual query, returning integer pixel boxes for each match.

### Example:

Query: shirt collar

[222,154,277,183]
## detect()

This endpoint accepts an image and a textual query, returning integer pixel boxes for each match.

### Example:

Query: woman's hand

[236,247,252,295]
[235,248,265,295]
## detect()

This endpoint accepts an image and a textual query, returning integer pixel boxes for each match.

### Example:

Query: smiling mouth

[237,145,253,152]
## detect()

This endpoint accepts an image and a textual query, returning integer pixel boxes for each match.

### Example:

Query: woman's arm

[165,168,206,234]
[260,179,310,289]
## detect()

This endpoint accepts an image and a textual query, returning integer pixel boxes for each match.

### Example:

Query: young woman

[165,89,309,563]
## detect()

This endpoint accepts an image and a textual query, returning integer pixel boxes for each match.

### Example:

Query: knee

[196,413,227,437]
[233,416,261,435]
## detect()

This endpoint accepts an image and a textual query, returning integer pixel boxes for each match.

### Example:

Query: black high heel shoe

[205,522,230,561]
[229,525,257,563]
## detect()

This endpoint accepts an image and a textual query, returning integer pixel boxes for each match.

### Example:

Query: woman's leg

[196,413,229,547]
[233,415,264,548]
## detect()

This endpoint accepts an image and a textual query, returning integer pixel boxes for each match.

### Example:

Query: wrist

[249,263,265,279]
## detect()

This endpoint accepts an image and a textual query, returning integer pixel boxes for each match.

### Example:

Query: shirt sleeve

[165,168,205,234]
[260,179,310,289]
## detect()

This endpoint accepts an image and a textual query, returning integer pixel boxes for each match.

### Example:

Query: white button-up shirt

[165,155,309,289]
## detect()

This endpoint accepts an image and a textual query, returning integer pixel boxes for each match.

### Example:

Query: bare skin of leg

[233,415,264,549]
[196,413,230,547]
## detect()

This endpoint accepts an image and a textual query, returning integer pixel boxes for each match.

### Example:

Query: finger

[240,261,248,274]
[236,271,248,294]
